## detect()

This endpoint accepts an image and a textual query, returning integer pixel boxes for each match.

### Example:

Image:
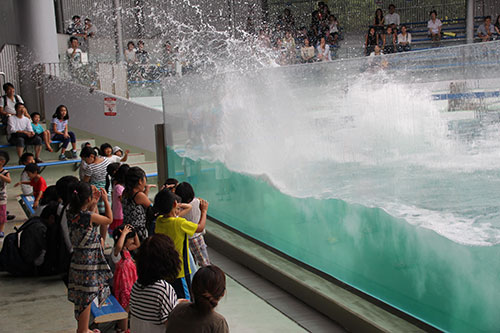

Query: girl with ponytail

[66,181,113,333]
[166,265,229,333]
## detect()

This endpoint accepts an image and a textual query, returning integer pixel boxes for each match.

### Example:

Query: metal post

[114,0,125,62]
[155,123,168,187]
[466,0,475,44]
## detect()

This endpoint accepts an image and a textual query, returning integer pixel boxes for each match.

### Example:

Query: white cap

[112,146,123,154]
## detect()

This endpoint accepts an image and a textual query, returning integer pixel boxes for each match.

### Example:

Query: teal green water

[168,147,500,332]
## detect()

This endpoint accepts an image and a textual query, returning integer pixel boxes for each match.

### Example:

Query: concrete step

[130,161,157,174]
[124,152,146,164]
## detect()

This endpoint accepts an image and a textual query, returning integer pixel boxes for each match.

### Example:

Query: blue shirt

[31,123,44,135]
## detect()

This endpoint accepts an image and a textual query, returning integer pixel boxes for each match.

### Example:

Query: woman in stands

[129,234,180,333]
[365,27,378,56]
[316,36,331,62]
[373,8,385,37]
[51,105,78,160]
[166,265,229,333]
[382,26,396,54]
[67,181,113,333]
[397,25,412,52]
[427,10,442,45]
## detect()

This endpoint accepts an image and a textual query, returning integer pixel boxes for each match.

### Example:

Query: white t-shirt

[397,33,412,44]
[385,13,400,26]
[184,198,205,238]
[1,95,24,115]
[7,115,33,139]
[428,19,442,34]
[316,44,331,61]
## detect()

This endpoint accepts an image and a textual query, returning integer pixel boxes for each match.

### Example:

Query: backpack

[2,95,21,108]
[0,217,46,276]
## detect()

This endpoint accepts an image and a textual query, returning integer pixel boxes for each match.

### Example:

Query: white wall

[42,75,163,152]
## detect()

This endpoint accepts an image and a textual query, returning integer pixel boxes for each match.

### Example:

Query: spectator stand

[405,16,487,51]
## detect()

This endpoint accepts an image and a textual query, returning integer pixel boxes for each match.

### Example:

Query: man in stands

[7,103,43,163]
[0,83,27,123]
[477,16,496,42]
[385,4,400,27]
[66,15,85,36]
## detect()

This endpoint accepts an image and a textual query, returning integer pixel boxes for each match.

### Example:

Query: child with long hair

[112,224,140,333]
[66,181,113,333]
[109,164,129,235]
[122,167,154,241]
[51,105,77,160]
[129,234,181,333]
[166,265,229,332]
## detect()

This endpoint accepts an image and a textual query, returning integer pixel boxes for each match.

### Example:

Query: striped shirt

[130,280,178,325]
[83,157,111,184]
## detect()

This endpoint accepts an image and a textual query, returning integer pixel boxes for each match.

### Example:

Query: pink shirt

[112,184,124,220]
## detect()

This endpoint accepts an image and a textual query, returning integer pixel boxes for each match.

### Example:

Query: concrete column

[114,0,125,62]
[17,0,59,116]
[466,0,475,43]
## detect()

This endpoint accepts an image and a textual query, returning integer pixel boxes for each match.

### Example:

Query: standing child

[129,234,181,333]
[101,143,129,163]
[122,167,154,241]
[19,152,34,195]
[109,164,129,235]
[112,146,129,163]
[153,189,208,300]
[112,224,140,333]
[176,182,211,267]
[51,105,78,161]
[31,112,53,152]
[0,151,11,238]
[67,181,113,333]
[14,163,47,209]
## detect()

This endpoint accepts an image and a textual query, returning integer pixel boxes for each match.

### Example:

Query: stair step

[130,161,157,174]
[124,153,146,164]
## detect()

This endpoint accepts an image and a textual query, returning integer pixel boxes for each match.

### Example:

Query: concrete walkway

[0,197,306,333]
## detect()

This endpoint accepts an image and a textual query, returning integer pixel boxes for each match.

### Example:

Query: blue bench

[5,158,81,172]
[0,140,63,149]
[18,194,36,218]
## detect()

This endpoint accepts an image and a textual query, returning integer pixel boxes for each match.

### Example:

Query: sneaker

[0,232,4,238]
[59,154,67,161]
[7,214,15,220]
[35,158,43,164]
[71,150,78,159]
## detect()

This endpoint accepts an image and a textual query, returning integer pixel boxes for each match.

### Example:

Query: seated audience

[31,112,53,153]
[428,10,442,45]
[316,36,331,62]
[84,18,96,39]
[0,83,25,121]
[67,37,83,68]
[397,25,412,52]
[365,27,378,56]
[282,30,296,64]
[370,45,383,56]
[300,38,316,63]
[495,15,500,36]
[125,41,137,63]
[66,15,85,36]
[373,8,385,36]
[14,163,47,209]
[19,153,34,195]
[327,15,339,44]
[136,40,150,65]
[0,150,11,238]
[166,265,229,333]
[477,16,495,42]
[385,4,400,27]
[7,103,42,162]
[51,105,77,160]
[129,234,181,333]
[382,26,396,54]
